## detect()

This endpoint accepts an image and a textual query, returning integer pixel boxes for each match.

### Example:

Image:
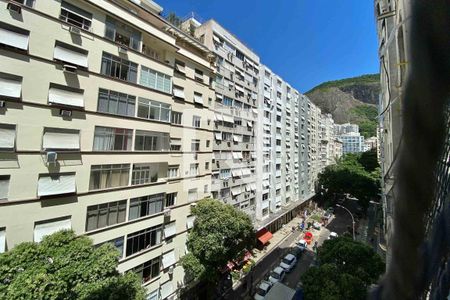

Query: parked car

[328,232,338,240]
[312,221,321,230]
[254,280,272,300]
[303,232,313,244]
[280,254,297,272]
[297,239,308,251]
[268,266,286,284]
[289,246,303,258]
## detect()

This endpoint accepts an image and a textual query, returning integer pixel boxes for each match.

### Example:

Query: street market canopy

[257,227,273,245]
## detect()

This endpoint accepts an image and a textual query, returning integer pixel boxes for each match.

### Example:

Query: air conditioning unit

[118,45,128,54]
[59,109,72,117]
[63,64,77,73]
[69,26,81,34]
[46,152,58,164]
[0,101,5,108]
[164,208,171,217]
[168,266,174,276]
[7,1,21,14]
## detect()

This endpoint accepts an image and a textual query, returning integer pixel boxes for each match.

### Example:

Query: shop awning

[257,228,273,245]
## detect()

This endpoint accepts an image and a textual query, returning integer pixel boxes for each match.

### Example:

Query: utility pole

[336,204,355,240]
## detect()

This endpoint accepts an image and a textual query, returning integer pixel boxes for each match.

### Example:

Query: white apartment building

[192,19,259,221]
[339,132,366,154]
[334,122,360,135]
[0,0,215,298]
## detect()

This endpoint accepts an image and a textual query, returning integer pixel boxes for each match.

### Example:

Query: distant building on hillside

[339,132,365,154]
[364,136,378,152]
[334,123,359,135]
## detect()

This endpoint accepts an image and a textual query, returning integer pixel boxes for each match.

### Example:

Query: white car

[297,239,308,251]
[313,221,321,230]
[253,280,272,300]
[328,232,338,239]
[280,253,297,272]
[268,266,286,284]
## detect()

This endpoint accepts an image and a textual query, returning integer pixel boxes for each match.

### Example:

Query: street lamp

[336,204,355,240]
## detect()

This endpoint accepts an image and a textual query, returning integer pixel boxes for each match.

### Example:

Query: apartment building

[334,122,360,135]
[192,19,259,220]
[375,0,411,262]
[319,113,338,169]
[339,133,365,154]
[0,0,215,298]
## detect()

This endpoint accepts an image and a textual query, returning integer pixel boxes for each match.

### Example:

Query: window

[135,130,170,151]
[186,215,195,230]
[193,92,203,105]
[0,124,16,150]
[97,89,135,116]
[101,52,137,83]
[171,111,182,125]
[167,165,179,178]
[0,21,29,51]
[38,173,76,197]
[164,222,176,238]
[140,66,171,93]
[206,140,210,148]
[0,176,10,200]
[48,83,84,108]
[54,41,88,68]
[189,163,199,176]
[104,16,141,50]
[85,200,126,231]
[188,188,198,202]
[191,139,200,152]
[146,290,159,300]
[59,1,92,31]
[194,69,203,82]
[172,85,185,99]
[0,229,5,253]
[34,218,71,243]
[162,250,176,269]
[205,162,209,170]
[126,225,162,256]
[137,98,170,122]
[89,164,130,190]
[235,49,245,60]
[165,192,176,207]
[192,116,201,128]
[133,257,160,284]
[223,96,233,106]
[98,237,124,258]
[174,60,185,74]
[220,169,231,180]
[43,128,80,150]
[131,163,159,185]
[170,138,181,151]
[204,184,208,193]
[12,0,34,7]
[93,126,132,151]
[0,73,22,99]
[129,193,164,220]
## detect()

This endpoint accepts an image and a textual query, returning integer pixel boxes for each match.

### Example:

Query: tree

[318,237,385,285]
[302,264,367,300]
[0,230,145,300]
[181,198,255,282]
[302,237,385,300]
[358,149,380,173]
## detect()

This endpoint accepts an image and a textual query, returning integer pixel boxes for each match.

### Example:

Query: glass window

[131,163,158,185]
[140,66,171,94]
[165,193,176,207]
[191,139,200,152]
[137,98,171,122]
[188,188,198,202]
[89,164,130,190]
[101,52,137,83]
[189,164,199,176]
[97,236,124,258]
[85,200,127,231]
[135,130,170,151]
[104,16,141,50]
[93,126,132,151]
[59,1,92,30]
[192,116,201,128]
[171,111,182,125]
[0,175,10,200]
[133,257,160,284]
[167,166,179,178]
[126,225,162,256]
[97,89,135,117]
[128,193,164,220]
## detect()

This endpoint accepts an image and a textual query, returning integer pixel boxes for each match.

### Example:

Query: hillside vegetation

[306,74,380,138]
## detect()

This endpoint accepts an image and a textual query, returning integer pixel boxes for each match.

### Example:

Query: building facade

[0,0,216,298]
[339,133,366,154]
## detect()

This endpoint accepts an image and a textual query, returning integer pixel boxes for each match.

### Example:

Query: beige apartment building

[0,0,215,298]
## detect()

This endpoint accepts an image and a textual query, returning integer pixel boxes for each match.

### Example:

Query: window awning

[222,114,234,123]
[251,152,257,158]
[193,94,203,104]
[241,169,251,176]
[215,132,222,140]
[247,121,253,127]
[232,152,243,159]
[216,93,223,99]
[38,173,76,197]
[262,180,270,188]
[257,228,273,245]
[173,86,185,99]
[214,113,223,121]
[164,222,176,238]
[162,250,176,269]
[0,125,15,149]
[235,85,244,93]
[54,44,88,68]
[213,35,221,44]
[252,108,258,114]
[0,77,22,98]
[251,183,257,190]
[186,215,195,229]
[231,169,242,177]
[231,186,242,196]
[233,135,242,142]
[0,26,29,50]
[160,281,174,300]
[34,218,71,243]
[48,86,84,108]
[170,138,181,146]
[43,129,80,150]
[175,62,185,74]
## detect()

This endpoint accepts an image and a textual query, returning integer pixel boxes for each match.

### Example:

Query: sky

[155,0,379,93]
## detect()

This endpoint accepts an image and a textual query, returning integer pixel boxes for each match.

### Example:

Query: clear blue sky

[155,0,379,93]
